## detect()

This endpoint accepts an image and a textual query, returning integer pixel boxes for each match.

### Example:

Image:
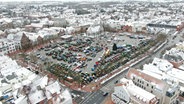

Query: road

[79,90,105,104]
[74,30,184,104]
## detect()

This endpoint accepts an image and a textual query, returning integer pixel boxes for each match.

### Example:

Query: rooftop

[0,55,72,104]
[117,78,158,104]
[127,69,166,92]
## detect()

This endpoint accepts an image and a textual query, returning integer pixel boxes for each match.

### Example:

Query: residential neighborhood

[0,0,184,104]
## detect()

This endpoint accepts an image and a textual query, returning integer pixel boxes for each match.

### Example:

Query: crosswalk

[101,86,111,92]
[79,90,103,104]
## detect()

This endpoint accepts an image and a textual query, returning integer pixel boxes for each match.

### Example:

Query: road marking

[101,86,111,92]
[95,96,104,104]
[79,92,99,104]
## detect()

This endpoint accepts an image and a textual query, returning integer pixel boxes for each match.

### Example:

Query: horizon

[0,0,180,3]
[0,0,120,2]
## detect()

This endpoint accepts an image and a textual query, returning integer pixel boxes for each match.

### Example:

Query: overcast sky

[0,0,126,2]
[1,0,108,2]
[1,0,176,2]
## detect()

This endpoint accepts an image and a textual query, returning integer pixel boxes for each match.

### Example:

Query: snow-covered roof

[31,23,43,28]
[59,90,73,104]
[142,69,163,80]
[118,78,157,104]
[152,58,173,72]
[31,76,48,89]
[163,48,184,62]
[61,35,72,39]
[0,18,12,23]
[8,30,51,42]
[28,90,46,104]
[178,64,184,71]
[46,81,60,94]
[127,69,166,91]
[45,81,61,99]
[26,32,39,42]
[7,28,21,34]
[66,26,75,34]
[0,30,4,35]
[87,25,102,34]
[167,68,184,83]
[0,55,72,104]
[14,96,28,104]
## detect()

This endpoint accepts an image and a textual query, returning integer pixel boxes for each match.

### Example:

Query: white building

[111,78,158,104]
[0,55,72,104]
[163,42,184,68]
[151,57,173,72]
[105,19,122,31]
[143,58,184,97]
[127,68,180,104]
[87,25,104,35]
[0,38,21,54]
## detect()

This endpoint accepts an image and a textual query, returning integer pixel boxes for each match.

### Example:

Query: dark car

[87,58,92,61]
[114,80,118,84]
[52,55,57,59]
[103,92,108,96]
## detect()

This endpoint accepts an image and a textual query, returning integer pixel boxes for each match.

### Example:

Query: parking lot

[26,32,152,85]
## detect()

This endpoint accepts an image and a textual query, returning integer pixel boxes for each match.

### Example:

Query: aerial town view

[0,0,184,104]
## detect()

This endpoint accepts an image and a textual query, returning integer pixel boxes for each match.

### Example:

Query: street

[79,90,105,104]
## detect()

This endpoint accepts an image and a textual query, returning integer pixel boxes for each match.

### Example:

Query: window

[147,84,149,86]
[151,90,153,93]
[152,86,154,89]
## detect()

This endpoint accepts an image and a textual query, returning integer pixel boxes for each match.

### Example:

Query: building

[127,68,180,104]
[176,22,184,31]
[0,18,13,31]
[87,25,104,36]
[0,30,6,38]
[111,78,159,104]
[0,38,21,54]
[0,55,72,104]
[122,25,132,32]
[163,46,184,68]
[143,58,184,97]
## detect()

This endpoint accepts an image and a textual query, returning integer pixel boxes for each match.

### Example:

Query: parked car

[103,92,108,96]
[52,55,57,59]
[44,48,50,51]
[87,58,92,61]
[114,80,118,84]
